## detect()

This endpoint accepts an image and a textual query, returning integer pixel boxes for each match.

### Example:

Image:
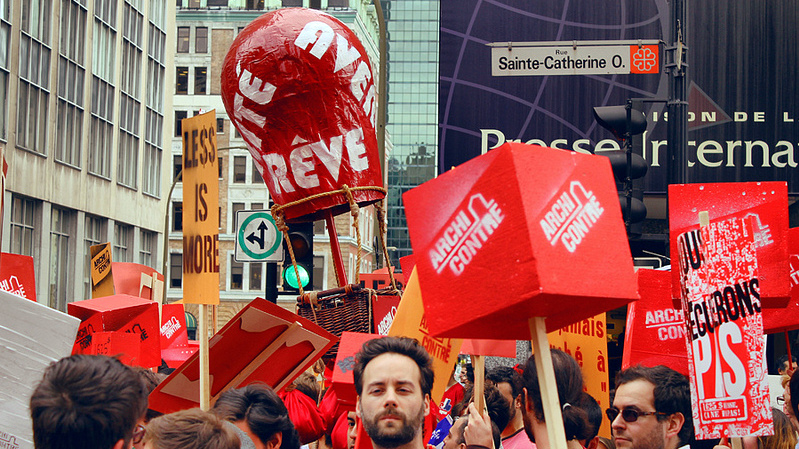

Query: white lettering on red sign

[539,180,604,252]
[645,308,685,341]
[429,194,505,276]
[160,316,182,339]
[0,275,26,298]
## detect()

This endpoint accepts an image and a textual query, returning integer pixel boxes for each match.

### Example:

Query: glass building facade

[382,0,439,265]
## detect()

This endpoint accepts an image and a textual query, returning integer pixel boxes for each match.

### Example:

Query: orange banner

[389,269,462,404]
[547,313,611,439]
[181,111,220,305]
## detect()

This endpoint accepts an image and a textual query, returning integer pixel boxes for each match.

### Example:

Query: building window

[170,253,182,288]
[218,157,223,178]
[0,0,11,141]
[249,263,262,290]
[173,154,183,180]
[313,255,325,290]
[17,32,52,154]
[50,208,74,311]
[84,214,105,299]
[230,255,243,290]
[252,163,263,183]
[233,156,246,183]
[114,222,133,262]
[194,67,207,95]
[176,66,188,94]
[172,202,183,231]
[140,230,155,267]
[55,0,87,166]
[327,0,348,6]
[175,110,187,136]
[89,4,116,178]
[177,26,189,52]
[246,0,264,10]
[216,117,224,134]
[232,202,245,226]
[195,27,207,53]
[145,13,167,198]
[10,196,37,257]
[252,202,264,210]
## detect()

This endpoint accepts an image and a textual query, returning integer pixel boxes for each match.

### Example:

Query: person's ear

[587,436,600,449]
[522,388,533,412]
[424,394,431,416]
[356,396,362,418]
[514,394,523,410]
[665,412,685,439]
[113,439,127,449]
[266,431,283,449]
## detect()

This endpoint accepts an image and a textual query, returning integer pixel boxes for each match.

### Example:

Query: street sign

[489,40,660,76]
[235,210,283,262]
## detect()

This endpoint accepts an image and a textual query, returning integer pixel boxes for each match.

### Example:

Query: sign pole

[529,317,567,449]
[199,303,211,410]
[266,262,278,303]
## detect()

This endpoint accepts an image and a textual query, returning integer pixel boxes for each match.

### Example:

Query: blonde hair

[144,408,240,449]
[758,408,797,449]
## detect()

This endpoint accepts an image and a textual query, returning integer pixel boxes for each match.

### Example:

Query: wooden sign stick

[529,317,568,449]
[473,355,486,413]
[731,438,743,449]
[199,303,211,411]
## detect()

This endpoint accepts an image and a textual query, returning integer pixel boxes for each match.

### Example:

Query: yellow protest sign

[90,243,114,298]
[389,268,462,404]
[546,313,611,439]
[181,111,220,305]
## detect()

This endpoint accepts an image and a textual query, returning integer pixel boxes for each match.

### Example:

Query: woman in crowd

[213,383,302,449]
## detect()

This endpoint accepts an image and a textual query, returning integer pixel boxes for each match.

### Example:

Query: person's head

[352,337,434,449]
[578,392,602,449]
[142,408,239,449]
[213,384,301,449]
[778,355,798,376]
[483,384,512,438]
[521,349,590,443]
[759,407,797,449]
[30,354,148,449]
[487,366,524,428]
[292,372,321,403]
[442,417,468,449]
[346,411,358,449]
[610,365,692,449]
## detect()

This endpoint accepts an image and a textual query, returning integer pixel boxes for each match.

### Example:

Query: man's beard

[362,405,425,449]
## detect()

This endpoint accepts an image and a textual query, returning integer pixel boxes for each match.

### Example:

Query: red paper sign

[91,331,141,366]
[148,298,336,414]
[372,294,401,336]
[669,182,789,308]
[160,303,189,349]
[0,252,36,301]
[762,227,799,333]
[68,295,161,368]
[221,8,384,222]
[677,217,772,439]
[459,339,516,357]
[112,262,164,300]
[623,269,689,376]
[402,142,638,339]
[332,332,383,404]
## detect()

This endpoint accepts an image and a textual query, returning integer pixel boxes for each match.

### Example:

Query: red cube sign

[403,142,638,339]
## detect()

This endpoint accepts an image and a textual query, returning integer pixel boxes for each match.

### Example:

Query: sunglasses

[606,407,667,423]
[133,424,146,445]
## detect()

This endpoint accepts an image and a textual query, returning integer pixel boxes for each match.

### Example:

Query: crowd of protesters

[36,336,799,449]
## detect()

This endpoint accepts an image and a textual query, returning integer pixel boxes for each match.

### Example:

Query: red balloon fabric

[319,383,355,434]
[331,410,350,449]
[221,8,384,222]
[279,389,326,444]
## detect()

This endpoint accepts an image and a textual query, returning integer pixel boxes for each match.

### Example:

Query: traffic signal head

[282,222,313,291]
[593,106,647,141]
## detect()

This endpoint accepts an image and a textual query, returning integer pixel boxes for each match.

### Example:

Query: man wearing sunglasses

[607,365,692,449]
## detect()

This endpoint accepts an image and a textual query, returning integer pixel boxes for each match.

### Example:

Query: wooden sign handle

[529,317,568,449]
[199,303,211,411]
[473,355,486,413]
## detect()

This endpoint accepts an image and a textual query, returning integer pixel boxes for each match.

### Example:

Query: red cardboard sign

[622,269,689,376]
[67,295,161,368]
[762,227,799,333]
[669,182,789,308]
[161,303,189,349]
[0,252,36,301]
[332,332,382,404]
[459,339,516,358]
[677,217,772,439]
[112,262,164,300]
[403,142,638,339]
[221,8,384,222]
[148,298,336,414]
[372,294,401,336]
[90,331,141,366]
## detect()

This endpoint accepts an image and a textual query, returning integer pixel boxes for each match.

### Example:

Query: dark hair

[213,384,301,449]
[615,365,693,445]
[352,337,434,397]
[522,349,589,441]
[790,369,799,420]
[133,366,167,422]
[777,355,797,373]
[456,416,501,449]
[30,354,148,449]
[484,384,512,435]
[144,408,240,449]
[577,392,602,443]
[291,372,321,403]
[487,366,524,400]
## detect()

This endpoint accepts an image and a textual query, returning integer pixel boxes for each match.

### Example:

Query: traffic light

[282,222,313,292]
[593,103,649,232]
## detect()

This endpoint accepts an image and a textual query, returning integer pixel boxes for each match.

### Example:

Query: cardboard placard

[0,252,37,301]
[372,293,401,336]
[111,262,164,301]
[403,142,638,339]
[547,313,612,439]
[148,298,336,414]
[669,182,789,308]
[90,243,114,298]
[67,295,161,368]
[677,216,772,439]
[90,331,141,366]
[762,227,799,334]
[388,269,462,405]
[622,269,689,376]
[359,269,406,291]
[332,332,383,405]
[459,339,516,358]
[159,302,198,368]
[0,290,80,449]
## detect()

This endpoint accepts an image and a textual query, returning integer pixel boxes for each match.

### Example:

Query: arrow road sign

[235,210,283,262]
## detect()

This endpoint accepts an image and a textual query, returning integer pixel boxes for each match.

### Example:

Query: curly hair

[213,384,301,449]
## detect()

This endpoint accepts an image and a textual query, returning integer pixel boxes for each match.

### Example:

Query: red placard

[332,332,383,404]
[622,269,689,376]
[160,303,189,349]
[221,8,384,222]
[0,252,36,301]
[762,227,799,333]
[677,216,772,439]
[403,142,638,339]
[112,262,164,300]
[669,182,789,308]
[372,294,401,336]
[68,295,161,368]
[90,331,141,366]
[459,339,516,357]
[148,298,336,414]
